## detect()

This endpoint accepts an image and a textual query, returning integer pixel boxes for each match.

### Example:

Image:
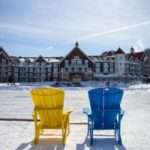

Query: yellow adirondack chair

[31,87,71,144]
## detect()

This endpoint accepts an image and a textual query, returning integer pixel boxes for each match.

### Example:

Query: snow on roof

[29,58,35,63]
[46,58,60,63]
[19,58,25,63]
[18,57,60,63]
[88,56,100,62]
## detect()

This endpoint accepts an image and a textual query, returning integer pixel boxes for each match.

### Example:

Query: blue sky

[0,0,150,57]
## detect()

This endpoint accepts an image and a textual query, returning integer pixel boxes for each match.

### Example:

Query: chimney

[75,42,79,48]
[130,46,135,54]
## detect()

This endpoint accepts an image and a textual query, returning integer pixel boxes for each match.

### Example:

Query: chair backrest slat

[31,87,64,128]
[88,87,123,129]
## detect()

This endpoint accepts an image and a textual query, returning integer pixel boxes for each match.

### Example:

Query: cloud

[79,20,150,41]
[1,0,150,56]
[133,40,145,51]
[45,45,53,50]
[0,23,52,38]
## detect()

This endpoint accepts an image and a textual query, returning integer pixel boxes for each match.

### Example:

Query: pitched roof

[35,55,46,63]
[10,56,20,64]
[45,58,60,63]
[60,42,94,64]
[0,47,10,60]
[114,47,125,54]
[126,51,144,61]
[101,50,115,57]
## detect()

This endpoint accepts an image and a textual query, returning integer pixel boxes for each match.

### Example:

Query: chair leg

[67,117,70,136]
[89,125,93,145]
[62,115,69,144]
[33,112,40,144]
[87,124,90,137]
[87,117,89,136]
[34,127,40,144]
[118,128,122,145]
[62,128,67,144]
[115,128,122,145]
[114,128,117,140]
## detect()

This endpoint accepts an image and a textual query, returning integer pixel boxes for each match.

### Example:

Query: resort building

[142,49,150,82]
[60,42,94,82]
[0,42,149,83]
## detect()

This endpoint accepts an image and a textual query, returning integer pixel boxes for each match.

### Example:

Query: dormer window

[41,62,45,66]
[85,60,88,64]
[130,56,133,61]
[65,60,69,64]
[74,56,79,59]
[2,59,6,64]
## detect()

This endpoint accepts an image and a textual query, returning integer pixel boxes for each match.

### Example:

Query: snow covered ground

[0,82,150,150]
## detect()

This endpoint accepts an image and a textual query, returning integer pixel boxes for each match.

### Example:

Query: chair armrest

[32,111,35,117]
[32,110,40,127]
[115,109,125,124]
[83,107,91,116]
[63,109,72,115]
[120,109,125,118]
[83,108,94,128]
[32,110,37,119]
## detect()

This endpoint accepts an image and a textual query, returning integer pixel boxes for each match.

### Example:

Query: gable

[35,55,46,63]
[0,47,10,63]
[115,48,125,54]
[60,42,94,67]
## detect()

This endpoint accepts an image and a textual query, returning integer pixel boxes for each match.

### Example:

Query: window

[96,68,100,73]
[71,59,75,64]
[72,67,74,71]
[77,59,82,65]
[74,56,79,59]
[65,60,69,64]
[96,63,100,67]
[53,63,58,67]
[2,59,6,64]
[85,60,88,64]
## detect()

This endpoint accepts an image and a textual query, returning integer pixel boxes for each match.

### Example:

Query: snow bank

[0,81,150,91]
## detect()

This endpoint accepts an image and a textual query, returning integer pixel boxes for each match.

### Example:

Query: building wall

[60,44,93,81]
[0,45,148,83]
[142,52,150,81]
[113,54,125,76]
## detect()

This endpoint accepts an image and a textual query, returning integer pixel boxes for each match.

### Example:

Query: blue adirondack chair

[83,87,124,145]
